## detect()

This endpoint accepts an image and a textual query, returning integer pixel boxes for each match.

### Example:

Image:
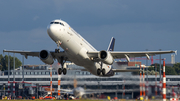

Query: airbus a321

[3,19,176,77]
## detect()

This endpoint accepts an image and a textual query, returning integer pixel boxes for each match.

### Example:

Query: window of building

[27,72,30,75]
[75,72,79,75]
[42,72,45,75]
[31,72,34,75]
[46,72,50,75]
[15,78,21,81]
[53,78,58,81]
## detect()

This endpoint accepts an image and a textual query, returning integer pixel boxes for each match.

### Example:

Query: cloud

[0,0,179,63]
[33,16,39,21]
[0,28,55,50]
[0,28,55,64]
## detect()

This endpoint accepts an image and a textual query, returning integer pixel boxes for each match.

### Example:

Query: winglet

[175,50,177,55]
[107,37,115,51]
[3,49,5,54]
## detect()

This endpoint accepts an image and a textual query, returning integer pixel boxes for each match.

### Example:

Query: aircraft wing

[59,89,73,93]
[45,89,73,93]
[3,50,68,61]
[110,50,176,59]
[3,50,39,58]
[112,69,141,72]
[87,50,176,60]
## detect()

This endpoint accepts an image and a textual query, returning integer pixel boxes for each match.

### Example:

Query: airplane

[44,63,100,99]
[3,19,177,77]
[59,86,96,99]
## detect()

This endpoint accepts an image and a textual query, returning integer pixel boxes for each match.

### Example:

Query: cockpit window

[54,22,59,24]
[50,22,64,26]
[60,22,64,26]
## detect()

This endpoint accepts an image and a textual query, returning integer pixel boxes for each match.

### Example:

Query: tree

[0,54,3,70]
[173,63,180,75]
[165,66,177,75]
[0,54,22,71]
[149,63,177,75]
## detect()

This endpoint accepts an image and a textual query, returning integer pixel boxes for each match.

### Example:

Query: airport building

[0,62,180,99]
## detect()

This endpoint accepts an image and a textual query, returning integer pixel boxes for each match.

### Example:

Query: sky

[0,0,179,65]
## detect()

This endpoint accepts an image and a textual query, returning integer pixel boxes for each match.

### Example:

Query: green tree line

[0,54,22,71]
[132,63,180,75]
[148,63,180,75]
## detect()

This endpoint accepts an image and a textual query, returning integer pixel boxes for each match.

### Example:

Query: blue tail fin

[107,37,115,51]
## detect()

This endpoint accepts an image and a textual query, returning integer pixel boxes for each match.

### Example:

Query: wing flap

[87,50,176,59]
[111,50,176,59]
[112,69,141,72]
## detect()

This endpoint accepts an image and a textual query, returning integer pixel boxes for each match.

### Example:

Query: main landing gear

[58,67,67,75]
[97,62,106,76]
[97,68,106,76]
[58,57,67,75]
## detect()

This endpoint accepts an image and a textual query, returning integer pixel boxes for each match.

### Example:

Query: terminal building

[0,62,179,99]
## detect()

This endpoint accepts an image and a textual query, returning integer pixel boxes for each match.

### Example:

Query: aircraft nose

[47,25,57,35]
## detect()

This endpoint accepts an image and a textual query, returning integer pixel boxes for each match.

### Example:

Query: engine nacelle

[39,50,54,65]
[98,50,114,65]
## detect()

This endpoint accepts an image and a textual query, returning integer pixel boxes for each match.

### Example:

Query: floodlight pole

[159,49,162,81]
[13,53,15,98]
[22,55,24,98]
[146,49,149,96]
[8,53,10,96]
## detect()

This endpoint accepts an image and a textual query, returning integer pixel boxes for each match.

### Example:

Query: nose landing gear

[55,49,60,53]
[55,41,62,53]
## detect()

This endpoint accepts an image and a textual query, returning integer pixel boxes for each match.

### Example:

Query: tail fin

[107,37,115,51]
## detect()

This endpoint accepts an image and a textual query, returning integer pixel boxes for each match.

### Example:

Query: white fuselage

[47,19,113,76]
[73,87,85,98]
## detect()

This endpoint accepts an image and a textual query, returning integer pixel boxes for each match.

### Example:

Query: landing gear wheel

[102,69,106,76]
[55,49,60,53]
[62,68,67,75]
[58,68,62,75]
[97,69,101,75]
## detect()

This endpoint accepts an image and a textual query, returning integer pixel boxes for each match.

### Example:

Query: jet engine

[98,50,114,65]
[39,50,54,64]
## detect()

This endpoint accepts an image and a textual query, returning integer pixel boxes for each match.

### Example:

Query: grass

[2,99,166,101]
[8,99,104,101]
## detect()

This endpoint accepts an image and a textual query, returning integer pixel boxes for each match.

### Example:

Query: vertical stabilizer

[107,37,115,51]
